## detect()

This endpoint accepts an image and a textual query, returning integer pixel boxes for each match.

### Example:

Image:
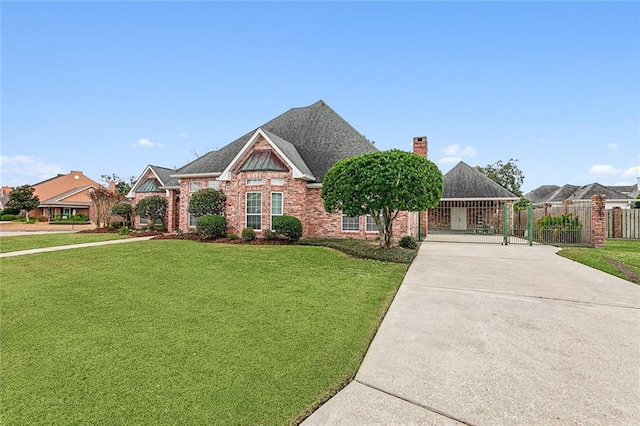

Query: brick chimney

[2,186,12,195]
[108,181,116,193]
[413,136,428,158]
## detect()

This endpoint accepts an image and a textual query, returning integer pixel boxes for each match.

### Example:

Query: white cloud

[588,164,621,175]
[132,138,162,148]
[621,165,640,178]
[441,144,476,157]
[438,156,463,164]
[606,142,619,150]
[0,155,65,185]
[178,133,189,139]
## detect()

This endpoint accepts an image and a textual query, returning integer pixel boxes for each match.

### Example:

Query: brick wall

[591,195,606,248]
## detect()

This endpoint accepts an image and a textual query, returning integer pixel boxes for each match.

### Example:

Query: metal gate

[425,201,593,246]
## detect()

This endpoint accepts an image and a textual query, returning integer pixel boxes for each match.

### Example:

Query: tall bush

[196,214,226,239]
[272,215,303,242]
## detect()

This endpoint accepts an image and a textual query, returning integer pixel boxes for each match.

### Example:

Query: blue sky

[2,1,639,194]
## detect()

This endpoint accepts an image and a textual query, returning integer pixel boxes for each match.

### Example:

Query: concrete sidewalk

[0,236,155,258]
[304,243,640,425]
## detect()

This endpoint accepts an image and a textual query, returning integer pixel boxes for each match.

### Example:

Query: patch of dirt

[603,257,640,283]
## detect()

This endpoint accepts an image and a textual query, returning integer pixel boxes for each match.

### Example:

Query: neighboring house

[31,171,101,219]
[0,186,12,210]
[126,165,178,228]
[428,161,519,233]
[525,182,636,209]
[131,100,425,239]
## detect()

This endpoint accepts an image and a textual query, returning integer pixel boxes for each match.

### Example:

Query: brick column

[591,195,606,248]
[612,206,622,238]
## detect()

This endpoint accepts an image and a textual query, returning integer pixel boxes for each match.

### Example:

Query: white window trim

[189,181,201,193]
[188,213,197,228]
[246,178,264,186]
[207,180,220,190]
[270,192,283,229]
[366,214,382,233]
[270,178,284,186]
[341,214,360,232]
[139,215,148,226]
[246,192,262,230]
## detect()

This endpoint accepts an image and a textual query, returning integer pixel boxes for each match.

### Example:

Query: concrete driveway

[304,242,640,425]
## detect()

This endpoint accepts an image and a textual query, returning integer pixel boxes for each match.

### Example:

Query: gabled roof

[173,100,377,182]
[443,161,518,199]
[524,185,560,203]
[127,165,177,197]
[39,185,95,207]
[568,183,633,201]
[527,182,634,204]
[238,150,288,172]
[607,185,636,195]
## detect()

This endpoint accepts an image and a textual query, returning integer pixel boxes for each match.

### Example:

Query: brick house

[30,171,101,219]
[130,100,427,239]
[127,165,177,229]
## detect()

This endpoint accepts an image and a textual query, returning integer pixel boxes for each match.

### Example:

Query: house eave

[170,172,221,179]
[306,183,323,189]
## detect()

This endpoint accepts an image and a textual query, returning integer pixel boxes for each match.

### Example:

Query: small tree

[188,188,226,218]
[6,185,40,221]
[111,202,133,227]
[322,150,443,248]
[475,159,525,197]
[89,186,120,228]
[134,195,168,228]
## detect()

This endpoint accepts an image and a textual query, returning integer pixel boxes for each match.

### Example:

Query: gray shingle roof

[568,183,633,201]
[173,100,377,182]
[546,185,581,203]
[148,165,177,186]
[261,129,315,178]
[524,185,560,203]
[443,161,518,199]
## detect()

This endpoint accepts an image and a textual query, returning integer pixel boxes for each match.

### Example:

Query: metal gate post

[503,203,509,245]
[528,203,534,246]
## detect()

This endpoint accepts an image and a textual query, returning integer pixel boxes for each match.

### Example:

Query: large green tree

[134,195,168,227]
[322,149,443,248]
[188,188,226,218]
[475,158,525,196]
[6,185,40,221]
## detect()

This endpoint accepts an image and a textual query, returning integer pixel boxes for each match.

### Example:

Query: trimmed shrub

[196,214,226,239]
[272,215,303,242]
[108,221,124,231]
[118,226,130,235]
[399,236,417,249]
[1,214,16,221]
[262,229,278,240]
[241,227,256,241]
[0,207,20,216]
[227,233,238,240]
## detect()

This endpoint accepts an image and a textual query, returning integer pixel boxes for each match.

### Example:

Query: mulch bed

[79,229,165,237]
[152,233,291,245]
[603,257,640,283]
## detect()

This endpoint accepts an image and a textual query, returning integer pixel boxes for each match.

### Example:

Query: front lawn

[0,233,127,253]
[1,240,406,424]
[558,239,640,284]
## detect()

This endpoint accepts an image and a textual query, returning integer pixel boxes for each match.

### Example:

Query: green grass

[0,233,127,253]
[1,240,406,425]
[558,239,640,284]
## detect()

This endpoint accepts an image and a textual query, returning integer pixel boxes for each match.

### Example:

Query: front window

[271,192,283,229]
[342,215,360,232]
[188,213,197,228]
[366,214,382,233]
[189,181,201,193]
[246,192,262,230]
[271,178,284,186]
[139,215,148,226]
[246,178,263,186]
[207,180,220,190]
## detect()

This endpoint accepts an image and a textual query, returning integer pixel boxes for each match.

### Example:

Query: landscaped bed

[558,239,640,284]
[0,233,128,253]
[1,240,406,424]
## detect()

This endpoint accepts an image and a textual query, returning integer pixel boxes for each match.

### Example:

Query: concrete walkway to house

[0,236,155,258]
[304,242,640,425]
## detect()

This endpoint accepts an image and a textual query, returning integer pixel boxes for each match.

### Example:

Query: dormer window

[137,178,163,193]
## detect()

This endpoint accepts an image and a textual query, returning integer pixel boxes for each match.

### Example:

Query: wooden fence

[606,209,640,239]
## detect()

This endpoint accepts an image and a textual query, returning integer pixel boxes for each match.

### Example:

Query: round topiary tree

[322,149,443,248]
[195,214,226,239]
[272,215,303,242]
[111,202,133,227]
[188,188,226,218]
